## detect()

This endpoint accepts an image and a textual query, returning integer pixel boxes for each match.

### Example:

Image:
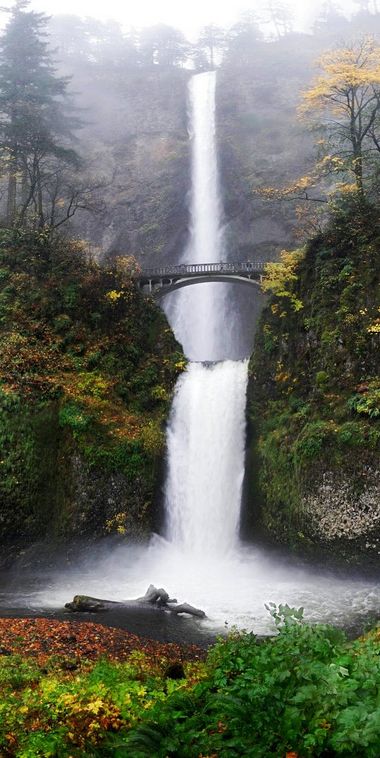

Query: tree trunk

[353,152,364,195]
[36,162,45,228]
[65,585,206,619]
[6,157,17,226]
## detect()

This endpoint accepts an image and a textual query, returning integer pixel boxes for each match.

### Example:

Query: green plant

[294,420,331,461]
[58,402,90,433]
[264,602,304,627]
[315,370,329,388]
[336,421,366,446]
[262,248,305,313]
[117,616,380,758]
[348,387,380,419]
[140,420,165,455]
[77,372,110,399]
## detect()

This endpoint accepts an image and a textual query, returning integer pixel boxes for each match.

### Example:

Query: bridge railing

[136,261,266,278]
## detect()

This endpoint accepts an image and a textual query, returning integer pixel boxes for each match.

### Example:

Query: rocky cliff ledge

[247,199,380,568]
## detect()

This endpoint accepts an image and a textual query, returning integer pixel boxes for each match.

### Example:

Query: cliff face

[247,200,380,567]
[65,37,320,276]
[0,231,184,556]
[217,34,320,264]
[69,66,192,269]
[301,458,379,548]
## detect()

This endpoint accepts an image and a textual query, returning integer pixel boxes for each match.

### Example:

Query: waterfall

[165,71,231,362]
[163,70,249,556]
[165,361,248,554]
[31,71,380,639]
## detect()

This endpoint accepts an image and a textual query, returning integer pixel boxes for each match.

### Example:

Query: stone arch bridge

[134,261,265,299]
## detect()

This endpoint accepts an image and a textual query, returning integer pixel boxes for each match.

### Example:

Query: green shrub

[77,372,109,399]
[336,421,366,446]
[82,440,147,480]
[294,421,331,462]
[140,420,165,455]
[58,402,91,433]
[315,370,329,388]
[348,388,380,419]
[119,612,380,758]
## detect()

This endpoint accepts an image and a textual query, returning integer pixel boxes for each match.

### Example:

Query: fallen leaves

[0,617,205,665]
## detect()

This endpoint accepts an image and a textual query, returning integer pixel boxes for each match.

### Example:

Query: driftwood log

[65,584,206,618]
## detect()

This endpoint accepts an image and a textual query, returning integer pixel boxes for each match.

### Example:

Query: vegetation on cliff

[249,196,380,562]
[0,229,184,544]
[247,23,380,565]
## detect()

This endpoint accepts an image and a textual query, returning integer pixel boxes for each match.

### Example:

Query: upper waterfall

[189,72,222,268]
[164,70,230,361]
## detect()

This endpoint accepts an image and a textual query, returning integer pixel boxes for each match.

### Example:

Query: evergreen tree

[260,1,294,39]
[224,14,263,68]
[196,25,226,68]
[313,1,350,37]
[139,24,189,67]
[0,0,80,226]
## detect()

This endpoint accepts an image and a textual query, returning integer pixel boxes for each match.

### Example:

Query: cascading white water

[164,69,261,363]
[163,70,248,555]
[164,71,231,362]
[165,361,248,555]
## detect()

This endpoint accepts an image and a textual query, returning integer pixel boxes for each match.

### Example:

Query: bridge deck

[134,261,266,298]
[136,261,265,279]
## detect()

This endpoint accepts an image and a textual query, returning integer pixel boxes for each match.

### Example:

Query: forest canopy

[0,1,380,240]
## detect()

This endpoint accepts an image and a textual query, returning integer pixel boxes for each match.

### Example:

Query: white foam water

[22,541,380,636]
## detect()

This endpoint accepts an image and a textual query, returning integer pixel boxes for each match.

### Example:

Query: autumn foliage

[0,610,379,756]
[0,229,184,542]
[300,37,380,194]
[258,37,380,215]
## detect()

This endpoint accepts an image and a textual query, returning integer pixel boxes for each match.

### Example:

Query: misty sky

[1,0,358,37]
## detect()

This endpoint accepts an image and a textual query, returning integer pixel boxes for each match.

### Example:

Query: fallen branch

[65,585,206,619]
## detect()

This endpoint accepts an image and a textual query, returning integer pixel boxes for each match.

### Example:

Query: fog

[1,0,358,36]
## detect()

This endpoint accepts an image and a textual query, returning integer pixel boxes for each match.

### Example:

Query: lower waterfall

[164,361,248,556]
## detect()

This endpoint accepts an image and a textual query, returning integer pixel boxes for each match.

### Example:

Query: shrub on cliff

[248,198,380,560]
[0,229,183,542]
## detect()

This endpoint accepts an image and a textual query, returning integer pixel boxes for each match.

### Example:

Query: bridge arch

[152,274,261,299]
